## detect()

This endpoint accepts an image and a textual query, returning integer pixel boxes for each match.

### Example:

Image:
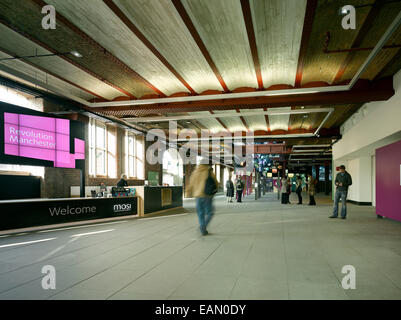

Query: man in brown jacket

[186,164,218,236]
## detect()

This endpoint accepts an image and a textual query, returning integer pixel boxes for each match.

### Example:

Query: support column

[325,163,330,195]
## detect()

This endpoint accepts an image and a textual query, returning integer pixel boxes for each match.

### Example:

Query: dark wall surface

[144,186,183,214]
[0,175,40,200]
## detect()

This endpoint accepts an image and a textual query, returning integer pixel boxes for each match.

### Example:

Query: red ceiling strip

[263,107,271,132]
[209,111,231,132]
[96,77,394,113]
[295,0,318,88]
[103,0,195,95]
[172,0,230,93]
[30,0,166,98]
[236,109,250,131]
[240,0,264,90]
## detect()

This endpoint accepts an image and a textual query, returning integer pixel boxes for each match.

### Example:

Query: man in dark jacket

[236,178,244,203]
[330,165,352,219]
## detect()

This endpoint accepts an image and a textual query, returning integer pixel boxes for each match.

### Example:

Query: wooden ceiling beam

[240,0,263,90]
[236,109,250,131]
[295,0,318,87]
[103,0,195,95]
[95,77,394,113]
[29,0,166,98]
[209,111,231,133]
[263,107,270,132]
[172,0,230,93]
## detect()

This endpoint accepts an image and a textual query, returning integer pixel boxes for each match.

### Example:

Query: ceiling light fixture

[70,50,83,58]
[0,50,83,62]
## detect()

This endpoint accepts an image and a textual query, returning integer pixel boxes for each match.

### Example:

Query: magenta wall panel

[4,112,85,168]
[376,139,401,222]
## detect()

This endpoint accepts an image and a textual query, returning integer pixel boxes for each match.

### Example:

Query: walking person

[186,164,218,236]
[307,174,317,205]
[225,178,234,203]
[281,176,289,204]
[330,165,352,219]
[236,177,244,203]
[295,175,303,204]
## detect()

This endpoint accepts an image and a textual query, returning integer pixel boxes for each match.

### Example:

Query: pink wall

[376,139,401,222]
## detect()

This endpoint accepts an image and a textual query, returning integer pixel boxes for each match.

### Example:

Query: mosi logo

[113,204,132,213]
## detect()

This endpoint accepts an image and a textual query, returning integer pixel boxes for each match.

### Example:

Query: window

[89,119,107,176]
[124,132,144,179]
[125,132,136,178]
[107,129,117,178]
[136,138,144,179]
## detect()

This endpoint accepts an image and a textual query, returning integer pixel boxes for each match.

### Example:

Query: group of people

[186,163,353,237]
[281,174,317,205]
[225,178,244,203]
[280,165,352,219]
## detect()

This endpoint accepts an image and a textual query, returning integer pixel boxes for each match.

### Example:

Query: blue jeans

[196,197,214,234]
[333,190,348,217]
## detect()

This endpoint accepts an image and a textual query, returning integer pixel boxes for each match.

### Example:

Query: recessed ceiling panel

[213,110,246,133]
[0,23,124,100]
[182,0,258,90]
[44,0,189,96]
[114,0,223,93]
[240,108,267,131]
[250,0,307,87]
[268,107,291,131]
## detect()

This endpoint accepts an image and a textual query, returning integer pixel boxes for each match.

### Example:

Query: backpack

[204,173,217,196]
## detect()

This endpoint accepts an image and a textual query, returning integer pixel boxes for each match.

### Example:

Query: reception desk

[135,186,183,215]
[0,196,137,231]
[0,186,183,231]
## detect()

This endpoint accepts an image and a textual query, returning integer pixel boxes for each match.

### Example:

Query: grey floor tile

[49,288,111,300]
[229,276,289,300]
[289,282,349,300]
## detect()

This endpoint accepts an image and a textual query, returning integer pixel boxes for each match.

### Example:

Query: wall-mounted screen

[1,101,85,170]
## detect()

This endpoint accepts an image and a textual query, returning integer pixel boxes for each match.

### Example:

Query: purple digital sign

[4,112,85,168]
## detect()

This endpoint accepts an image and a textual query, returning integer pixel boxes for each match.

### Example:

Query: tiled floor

[0,192,400,300]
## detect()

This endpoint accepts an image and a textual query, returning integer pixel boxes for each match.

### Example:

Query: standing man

[280,176,289,204]
[330,165,352,219]
[307,174,317,205]
[236,177,244,203]
[117,174,128,187]
[186,164,218,236]
[225,177,234,203]
[295,175,303,205]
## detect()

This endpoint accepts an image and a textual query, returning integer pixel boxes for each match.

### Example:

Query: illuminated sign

[4,112,85,168]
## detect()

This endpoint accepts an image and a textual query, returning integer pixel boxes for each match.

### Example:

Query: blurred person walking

[186,164,218,236]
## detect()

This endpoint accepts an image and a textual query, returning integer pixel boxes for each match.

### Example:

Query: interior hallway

[0,192,400,300]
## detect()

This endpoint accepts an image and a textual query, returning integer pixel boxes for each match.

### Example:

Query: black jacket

[117,179,128,187]
[335,171,352,191]
[236,181,244,191]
